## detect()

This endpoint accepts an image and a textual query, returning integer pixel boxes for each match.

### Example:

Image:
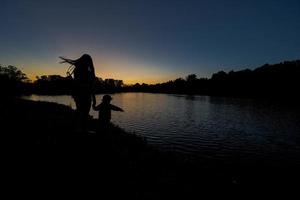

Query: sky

[1,0,300,84]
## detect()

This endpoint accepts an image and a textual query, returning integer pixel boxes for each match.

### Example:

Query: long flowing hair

[59,54,95,82]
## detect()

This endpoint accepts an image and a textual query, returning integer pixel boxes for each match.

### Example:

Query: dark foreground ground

[1,97,300,199]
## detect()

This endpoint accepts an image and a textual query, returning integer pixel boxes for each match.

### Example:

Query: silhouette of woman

[59,54,96,131]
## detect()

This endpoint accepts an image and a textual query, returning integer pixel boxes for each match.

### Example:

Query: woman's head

[60,54,93,67]
[75,54,93,67]
[59,54,95,80]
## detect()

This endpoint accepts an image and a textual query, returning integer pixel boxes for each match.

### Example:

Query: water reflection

[22,93,300,163]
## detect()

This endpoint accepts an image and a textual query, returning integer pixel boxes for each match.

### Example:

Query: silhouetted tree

[0,65,28,82]
[115,80,124,88]
[186,74,197,82]
[211,71,227,81]
[0,64,30,95]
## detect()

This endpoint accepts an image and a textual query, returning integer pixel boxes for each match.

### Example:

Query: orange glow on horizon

[24,68,174,85]
[122,79,167,85]
[15,54,182,85]
[25,73,170,85]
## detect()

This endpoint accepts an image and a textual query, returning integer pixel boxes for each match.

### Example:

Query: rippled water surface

[23,93,300,162]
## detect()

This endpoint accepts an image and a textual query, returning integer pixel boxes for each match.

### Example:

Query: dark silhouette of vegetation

[34,74,74,94]
[32,75,124,94]
[0,64,30,95]
[0,64,123,96]
[2,59,300,100]
[124,60,300,99]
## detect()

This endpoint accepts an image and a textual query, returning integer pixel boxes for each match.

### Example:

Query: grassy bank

[1,98,299,198]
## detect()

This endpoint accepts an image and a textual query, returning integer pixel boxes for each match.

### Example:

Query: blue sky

[1,0,300,83]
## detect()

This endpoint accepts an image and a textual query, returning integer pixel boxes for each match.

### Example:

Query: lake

[22,93,300,164]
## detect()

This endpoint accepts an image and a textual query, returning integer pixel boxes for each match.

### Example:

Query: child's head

[102,95,112,103]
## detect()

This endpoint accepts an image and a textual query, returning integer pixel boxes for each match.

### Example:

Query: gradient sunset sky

[1,0,300,84]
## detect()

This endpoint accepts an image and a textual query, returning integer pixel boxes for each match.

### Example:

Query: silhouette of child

[93,95,124,129]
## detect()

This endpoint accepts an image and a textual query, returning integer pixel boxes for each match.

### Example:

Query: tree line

[33,75,124,94]
[124,60,300,99]
[1,60,300,98]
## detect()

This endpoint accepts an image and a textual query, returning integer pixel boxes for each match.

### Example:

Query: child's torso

[98,103,111,121]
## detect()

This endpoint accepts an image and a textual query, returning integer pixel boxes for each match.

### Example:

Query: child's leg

[98,119,110,133]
